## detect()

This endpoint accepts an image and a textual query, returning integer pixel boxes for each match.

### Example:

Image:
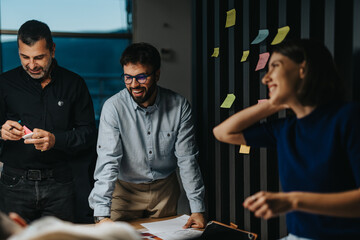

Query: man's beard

[24,58,53,80]
[128,81,157,105]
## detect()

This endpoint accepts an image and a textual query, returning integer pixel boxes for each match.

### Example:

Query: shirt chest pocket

[159,131,177,155]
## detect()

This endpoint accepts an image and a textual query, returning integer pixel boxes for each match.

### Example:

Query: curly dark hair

[120,42,161,72]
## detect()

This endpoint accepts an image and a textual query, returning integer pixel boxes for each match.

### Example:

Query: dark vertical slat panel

[242,0,252,232]
[353,0,360,102]
[310,0,325,41]
[192,0,202,165]
[287,0,301,39]
[214,0,230,223]
[249,0,261,236]
[259,0,268,238]
[277,0,289,237]
[213,0,222,221]
[264,0,282,238]
[219,0,230,223]
[301,0,310,38]
[227,0,237,224]
[200,0,217,221]
[233,0,245,227]
[324,0,335,54]
[335,0,354,100]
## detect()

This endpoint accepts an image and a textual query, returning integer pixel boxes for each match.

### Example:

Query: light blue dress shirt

[89,86,205,217]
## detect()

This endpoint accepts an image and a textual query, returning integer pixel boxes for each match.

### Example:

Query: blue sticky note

[251,29,269,44]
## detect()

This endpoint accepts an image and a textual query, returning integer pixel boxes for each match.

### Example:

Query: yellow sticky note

[240,50,250,62]
[271,26,290,45]
[239,145,250,154]
[211,47,219,57]
[220,94,236,108]
[225,9,236,28]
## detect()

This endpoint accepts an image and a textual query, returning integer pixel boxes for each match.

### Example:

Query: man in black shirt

[0,20,97,222]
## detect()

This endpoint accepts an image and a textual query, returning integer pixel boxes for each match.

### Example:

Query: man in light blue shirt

[89,42,205,228]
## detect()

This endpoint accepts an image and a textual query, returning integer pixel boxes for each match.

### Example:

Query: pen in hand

[9,120,22,130]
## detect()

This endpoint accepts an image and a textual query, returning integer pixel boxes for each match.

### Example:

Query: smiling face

[18,38,54,80]
[124,63,159,108]
[262,52,305,106]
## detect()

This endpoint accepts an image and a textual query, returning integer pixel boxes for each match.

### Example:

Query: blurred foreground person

[0,212,141,240]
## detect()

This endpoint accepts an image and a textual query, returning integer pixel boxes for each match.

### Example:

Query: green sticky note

[271,26,290,45]
[220,94,236,108]
[241,50,250,62]
[211,47,219,57]
[225,9,236,28]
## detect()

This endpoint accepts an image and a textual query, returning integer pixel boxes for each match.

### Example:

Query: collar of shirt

[129,86,161,114]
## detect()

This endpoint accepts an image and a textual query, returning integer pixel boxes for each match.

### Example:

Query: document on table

[141,215,202,240]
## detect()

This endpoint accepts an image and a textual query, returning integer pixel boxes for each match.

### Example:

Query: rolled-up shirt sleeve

[175,99,205,213]
[88,101,122,216]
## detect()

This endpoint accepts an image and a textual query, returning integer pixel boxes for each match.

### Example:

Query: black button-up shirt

[0,60,97,170]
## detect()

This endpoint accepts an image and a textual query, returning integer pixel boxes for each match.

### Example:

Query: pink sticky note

[258,99,268,104]
[23,125,33,135]
[255,52,270,71]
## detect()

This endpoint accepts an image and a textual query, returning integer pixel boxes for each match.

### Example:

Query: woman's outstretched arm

[243,189,360,219]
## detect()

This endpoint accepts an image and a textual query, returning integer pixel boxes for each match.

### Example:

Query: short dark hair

[17,20,54,52]
[120,42,161,72]
[271,39,345,106]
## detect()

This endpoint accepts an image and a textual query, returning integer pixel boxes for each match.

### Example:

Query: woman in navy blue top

[213,39,360,239]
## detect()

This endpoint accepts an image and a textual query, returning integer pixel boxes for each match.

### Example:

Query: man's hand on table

[96,217,113,224]
[183,212,205,229]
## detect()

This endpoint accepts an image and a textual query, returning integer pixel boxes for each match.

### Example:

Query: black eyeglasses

[122,71,155,85]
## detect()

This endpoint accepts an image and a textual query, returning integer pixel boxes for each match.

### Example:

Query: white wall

[133,0,192,103]
[133,0,193,214]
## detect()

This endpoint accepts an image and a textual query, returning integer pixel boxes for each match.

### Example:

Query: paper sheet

[141,215,189,233]
[140,215,202,240]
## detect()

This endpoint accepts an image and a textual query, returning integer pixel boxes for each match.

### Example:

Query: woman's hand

[244,189,360,219]
[243,191,295,220]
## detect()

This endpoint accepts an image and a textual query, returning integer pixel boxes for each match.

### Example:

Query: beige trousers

[111,172,180,221]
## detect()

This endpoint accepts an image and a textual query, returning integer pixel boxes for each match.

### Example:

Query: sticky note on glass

[239,145,250,154]
[220,94,236,108]
[211,47,219,57]
[255,52,270,71]
[271,26,290,45]
[251,29,269,44]
[241,50,250,62]
[225,9,236,28]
